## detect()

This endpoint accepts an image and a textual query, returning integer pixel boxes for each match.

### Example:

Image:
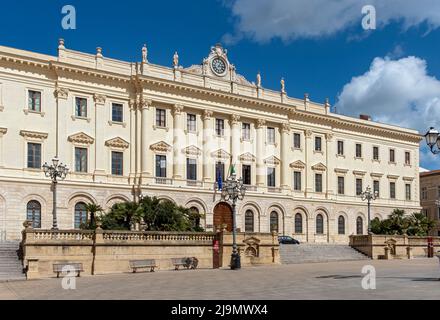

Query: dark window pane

[315,137,322,151]
[187,114,196,132]
[316,214,324,234]
[75,97,87,117]
[27,143,41,169]
[112,103,123,122]
[186,158,197,180]
[242,165,251,185]
[74,202,87,229]
[242,123,250,140]
[267,168,275,187]
[270,211,278,233]
[356,179,363,196]
[245,210,254,232]
[294,133,301,149]
[294,171,301,191]
[75,148,88,173]
[111,151,123,176]
[156,109,166,127]
[295,213,303,233]
[315,174,322,192]
[338,216,345,235]
[28,90,41,112]
[215,162,225,183]
[26,200,41,228]
[356,217,363,235]
[338,176,345,195]
[356,144,362,158]
[155,155,167,177]
[215,119,224,136]
[337,141,344,155]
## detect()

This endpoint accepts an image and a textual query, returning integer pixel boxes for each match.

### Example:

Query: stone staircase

[280,243,370,264]
[0,241,25,282]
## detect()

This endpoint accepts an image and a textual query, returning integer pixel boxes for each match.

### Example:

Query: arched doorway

[213,202,233,232]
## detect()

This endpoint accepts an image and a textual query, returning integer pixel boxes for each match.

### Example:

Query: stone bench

[171,257,198,270]
[53,262,84,278]
[129,259,157,273]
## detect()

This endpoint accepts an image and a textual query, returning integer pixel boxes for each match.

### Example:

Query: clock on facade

[211,57,227,76]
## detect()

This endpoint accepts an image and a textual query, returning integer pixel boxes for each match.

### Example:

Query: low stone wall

[349,234,440,259]
[21,227,280,279]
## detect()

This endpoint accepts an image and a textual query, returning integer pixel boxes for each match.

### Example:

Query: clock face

[211,58,227,75]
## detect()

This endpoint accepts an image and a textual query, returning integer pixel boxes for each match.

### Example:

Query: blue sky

[1,0,439,169]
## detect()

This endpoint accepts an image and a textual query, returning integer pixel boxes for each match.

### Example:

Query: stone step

[280,244,369,264]
[0,241,24,281]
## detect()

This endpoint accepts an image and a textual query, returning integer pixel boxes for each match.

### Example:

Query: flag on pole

[216,169,223,190]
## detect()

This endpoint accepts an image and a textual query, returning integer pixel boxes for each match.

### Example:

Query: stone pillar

[256,119,266,187]
[140,98,152,182]
[53,86,69,161]
[26,259,40,280]
[325,133,334,198]
[202,110,213,183]
[280,122,290,189]
[93,94,106,181]
[305,129,313,195]
[129,99,136,183]
[172,104,184,180]
[230,114,241,170]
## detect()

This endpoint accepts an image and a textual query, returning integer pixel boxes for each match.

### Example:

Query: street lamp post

[424,127,440,154]
[220,169,246,270]
[361,186,378,235]
[43,157,69,230]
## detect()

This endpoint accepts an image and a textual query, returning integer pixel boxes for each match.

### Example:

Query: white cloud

[335,56,440,168]
[223,0,440,43]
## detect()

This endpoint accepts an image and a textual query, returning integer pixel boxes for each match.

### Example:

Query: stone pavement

[0,258,439,300]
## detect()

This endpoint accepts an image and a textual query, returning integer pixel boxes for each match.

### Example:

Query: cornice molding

[105,137,129,149]
[68,132,94,145]
[19,130,48,140]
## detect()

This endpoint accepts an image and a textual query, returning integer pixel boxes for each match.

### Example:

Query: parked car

[278,236,300,244]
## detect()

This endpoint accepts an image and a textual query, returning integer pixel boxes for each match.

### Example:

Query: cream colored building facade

[0,41,421,242]
[420,170,440,236]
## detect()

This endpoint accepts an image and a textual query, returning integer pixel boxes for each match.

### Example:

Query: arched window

[190,207,200,228]
[245,210,254,232]
[74,202,87,229]
[356,216,363,235]
[294,213,303,234]
[338,215,345,235]
[26,201,41,228]
[316,214,324,234]
[270,211,279,233]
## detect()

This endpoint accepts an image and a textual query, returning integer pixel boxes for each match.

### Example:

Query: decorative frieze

[353,170,367,177]
[67,132,94,145]
[264,156,280,166]
[290,160,306,170]
[239,152,256,163]
[311,163,326,172]
[105,137,129,149]
[150,141,172,153]
[19,130,48,140]
[211,149,231,160]
[182,145,202,157]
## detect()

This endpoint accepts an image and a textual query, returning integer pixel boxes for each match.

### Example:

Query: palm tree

[408,212,436,236]
[84,203,103,227]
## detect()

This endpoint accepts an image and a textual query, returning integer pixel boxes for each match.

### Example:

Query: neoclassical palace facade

[0,41,421,242]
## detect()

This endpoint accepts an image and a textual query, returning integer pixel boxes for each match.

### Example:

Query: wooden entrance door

[213,202,233,232]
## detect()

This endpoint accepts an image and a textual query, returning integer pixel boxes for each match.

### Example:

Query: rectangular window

[75,147,88,173]
[373,180,380,198]
[215,119,224,136]
[267,167,276,187]
[421,187,427,200]
[267,127,275,144]
[186,158,197,181]
[390,182,396,199]
[111,151,123,176]
[405,184,411,200]
[355,143,362,158]
[187,114,196,132]
[27,143,41,169]
[155,155,167,177]
[156,109,166,127]
[215,162,225,183]
[112,103,123,122]
[405,152,411,165]
[315,174,323,193]
[356,179,363,196]
[293,133,301,149]
[75,97,87,117]
[28,90,41,112]
[315,137,322,152]
[242,123,250,140]
[373,146,379,160]
[337,141,344,156]
[294,171,301,191]
[242,165,251,185]
[338,176,345,195]
[389,149,395,163]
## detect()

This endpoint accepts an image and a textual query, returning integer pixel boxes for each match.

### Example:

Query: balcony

[186,180,203,187]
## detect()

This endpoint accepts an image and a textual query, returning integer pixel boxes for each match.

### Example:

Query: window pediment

[334,168,349,174]
[264,156,280,166]
[182,145,201,157]
[239,152,256,163]
[68,132,94,145]
[150,141,172,153]
[105,137,129,149]
[353,170,366,177]
[20,130,48,140]
[311,162,326,172]
[290,160,305,170]
[211,149,231,160]
[403,176,414,182]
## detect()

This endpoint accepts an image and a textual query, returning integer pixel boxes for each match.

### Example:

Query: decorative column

[140,97,152,182]
[230,114,241,169]
[325,133,334,198]
[173,104,184,180]
[202,110,213,183]
[53,85,69,160]
[0,128,7,167]
[256,119,266,187]
[280,122,291,189]
[129,99,137,183]
[93,94,107,181]
[304,129,313,195]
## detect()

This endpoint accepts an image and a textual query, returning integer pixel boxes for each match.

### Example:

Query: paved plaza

[0,258,439,300]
